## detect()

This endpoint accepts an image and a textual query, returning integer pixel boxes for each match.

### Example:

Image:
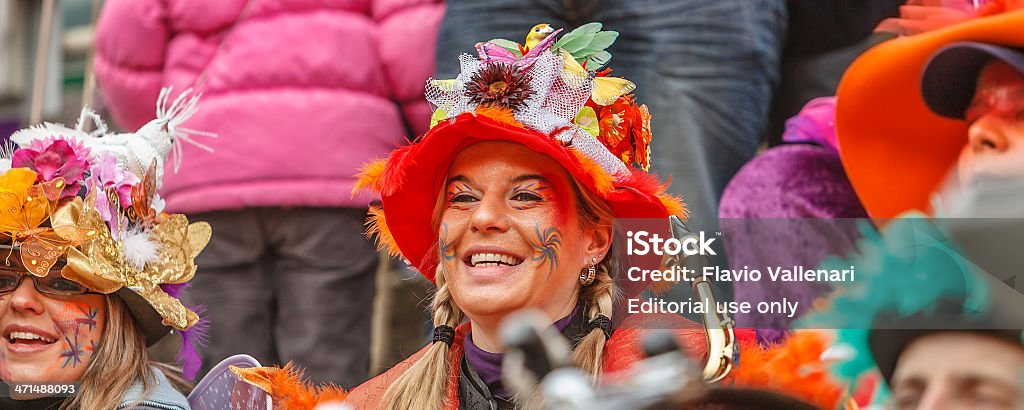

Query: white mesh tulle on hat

[425,50,629,178]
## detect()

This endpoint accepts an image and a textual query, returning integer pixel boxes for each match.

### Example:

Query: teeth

[469,253,522,267]
[8,331,55,344]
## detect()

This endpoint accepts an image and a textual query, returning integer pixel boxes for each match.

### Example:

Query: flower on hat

[91,154,139,207]
[632,103,653,171]
[0,168,47,225]
[574,106,600,137]
[88,153,140,235]
[0,168,99,276]
[598,95,632,148]
[464,62,536,112]
[595,95,653,170]
[11,138,91,200]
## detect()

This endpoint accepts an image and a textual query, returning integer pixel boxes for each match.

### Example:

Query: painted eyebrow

[510,174,549,185]
[446,175,471,187]
[445,174,551,188]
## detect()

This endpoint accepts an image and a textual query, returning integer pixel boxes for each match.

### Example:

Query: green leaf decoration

[582,31,618,54]
[487,38,523,57]
[585,51,612,69]
[552,22,619,70]
[430,107,448,129]
[553,22,603,54]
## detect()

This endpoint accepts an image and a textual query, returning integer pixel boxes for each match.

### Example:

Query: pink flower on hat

[89,153,140,234]
[11,138,92,199]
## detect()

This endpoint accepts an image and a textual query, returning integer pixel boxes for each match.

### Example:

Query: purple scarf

[464,307,579,399]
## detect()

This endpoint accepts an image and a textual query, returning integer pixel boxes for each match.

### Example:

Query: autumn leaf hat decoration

[356,23,686,291]
[3,88,214,379]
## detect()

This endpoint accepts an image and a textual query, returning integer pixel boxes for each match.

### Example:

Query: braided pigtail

[381,269,464,409]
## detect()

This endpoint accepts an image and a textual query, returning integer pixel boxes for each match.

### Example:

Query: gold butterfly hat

[3,88,213,379]
[355,23,685,297]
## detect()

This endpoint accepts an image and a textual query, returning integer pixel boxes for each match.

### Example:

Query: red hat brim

[371,113,682,287]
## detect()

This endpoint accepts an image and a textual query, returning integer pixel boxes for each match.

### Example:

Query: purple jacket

[94,0,444,213]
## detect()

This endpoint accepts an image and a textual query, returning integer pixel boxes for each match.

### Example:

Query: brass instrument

[660,216,737,383]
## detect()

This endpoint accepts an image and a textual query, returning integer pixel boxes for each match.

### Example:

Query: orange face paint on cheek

[541,173,572,227]
[52,300,102,370]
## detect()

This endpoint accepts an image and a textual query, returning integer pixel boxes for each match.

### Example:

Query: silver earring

[580,264,596,286]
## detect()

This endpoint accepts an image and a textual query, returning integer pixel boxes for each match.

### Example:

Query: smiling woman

[345,23,716,410]
[0,89,212,410]
[0,255,105,384]
[0,257,177,409]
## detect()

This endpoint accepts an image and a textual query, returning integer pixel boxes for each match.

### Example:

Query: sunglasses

[0,268,98,296]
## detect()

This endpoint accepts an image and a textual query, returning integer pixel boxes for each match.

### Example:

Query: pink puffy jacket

[94,0,444,213]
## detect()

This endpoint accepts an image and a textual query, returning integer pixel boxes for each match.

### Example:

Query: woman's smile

[458,245,527,280]
[3,324,60,354]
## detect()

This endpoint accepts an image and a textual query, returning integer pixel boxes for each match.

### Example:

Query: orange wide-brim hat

[355,113,685,284]
[836,10,1024,218]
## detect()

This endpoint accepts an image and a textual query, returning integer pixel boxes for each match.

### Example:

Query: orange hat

[836,10,1024,218]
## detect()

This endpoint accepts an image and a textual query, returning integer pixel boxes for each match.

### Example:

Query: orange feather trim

[231,363,348,410]
[352,158,387,196]
[365,206,403,259]
[376,144,417,196]
[474,106,524,128]
[570,150,615,196]
[726,331,852,410]
[623,170,689,219]
[656,191,687,219]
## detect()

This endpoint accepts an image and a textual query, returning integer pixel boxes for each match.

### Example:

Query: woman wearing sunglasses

[0,252,185,410]
[0,90,211,409]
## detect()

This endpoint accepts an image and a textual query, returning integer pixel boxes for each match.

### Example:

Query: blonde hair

[382,177,619,409]
[62,296,190,410]
[568,180,619,376]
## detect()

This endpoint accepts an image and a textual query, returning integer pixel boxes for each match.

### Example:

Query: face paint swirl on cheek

[438,223,456,275]
[529,225,561,275]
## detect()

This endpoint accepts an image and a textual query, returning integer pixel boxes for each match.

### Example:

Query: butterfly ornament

[0,169,98,276]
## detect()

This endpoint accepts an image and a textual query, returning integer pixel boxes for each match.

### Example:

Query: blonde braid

[570,255,618,376]
[382,269,464,410]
